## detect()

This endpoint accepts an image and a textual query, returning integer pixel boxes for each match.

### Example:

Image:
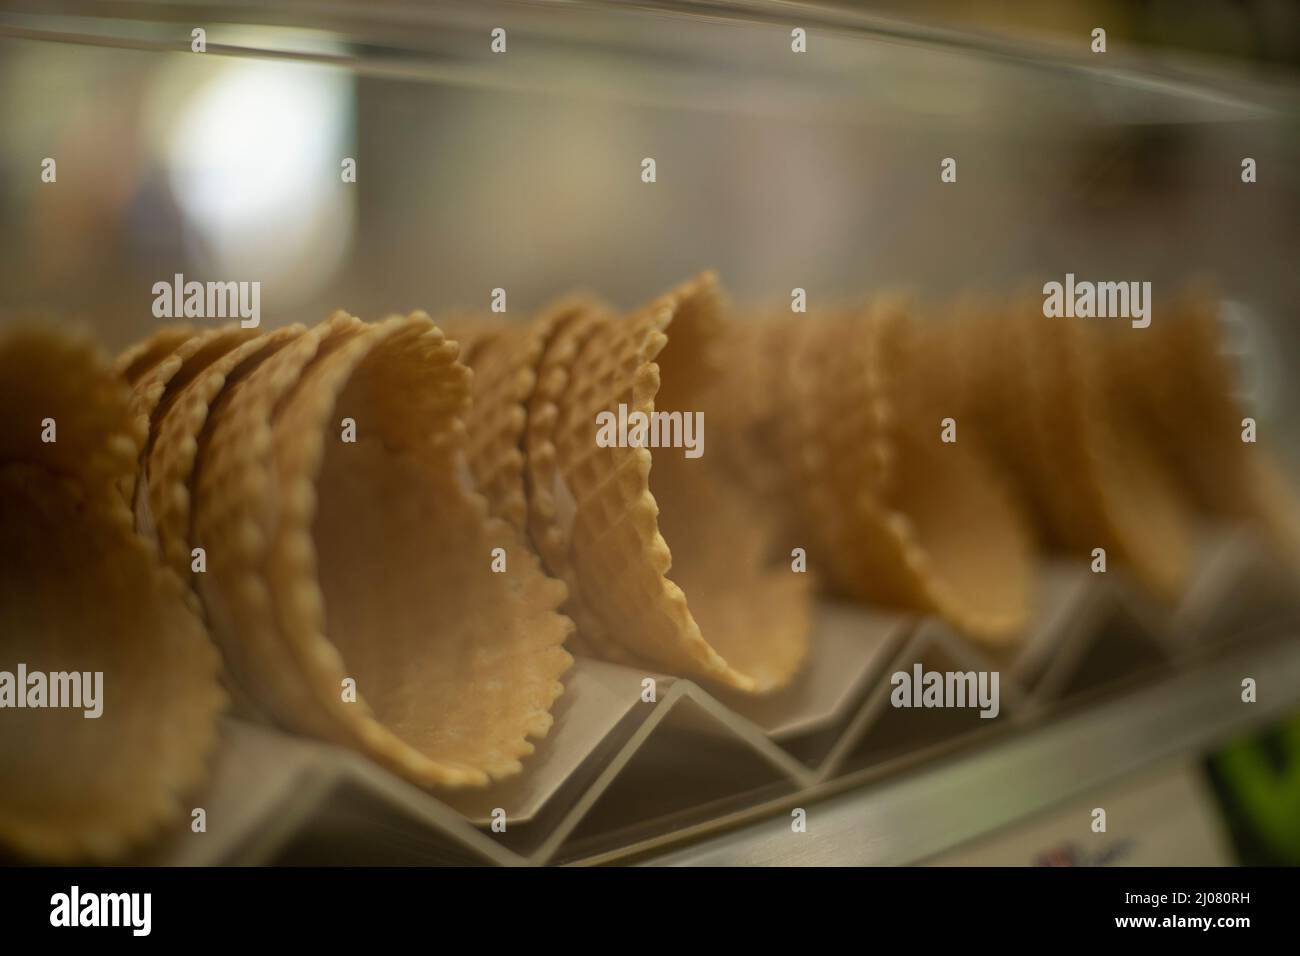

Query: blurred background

[1,2,1297,434]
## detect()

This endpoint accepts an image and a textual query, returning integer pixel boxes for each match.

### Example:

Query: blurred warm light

[156,57,354,303]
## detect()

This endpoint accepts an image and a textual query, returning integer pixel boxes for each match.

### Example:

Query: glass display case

[1,0,1299,868]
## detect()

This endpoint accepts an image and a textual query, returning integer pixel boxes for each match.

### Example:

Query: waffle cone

[1100,291,1300,566]
[950,299,1195,602]
[142,326,305,581]
[194,313,571,787]
[1,328,146,502]
[0,329,223,861]
[788,304,1034,643]
[703,316,797,519]
[120,328,254,538]
[192,319,343,741]
[452,304,590,536]
[538,274,811,692]
[436,316,510,367]
[113,326,199,386]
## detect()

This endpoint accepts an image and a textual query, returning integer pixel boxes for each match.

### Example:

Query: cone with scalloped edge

[135,326,304,582]
[0,328,223,862]
[784,301,1035,644]
[192,312,571,787]
[447,303,591,538]
[114,326,200,387]
[534,274,811,693]
[120,327,256,543]
[1097,290,1300,568]
[944,298,1196,603]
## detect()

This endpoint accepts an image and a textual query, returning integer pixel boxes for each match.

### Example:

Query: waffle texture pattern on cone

[660,300,1035,644]
[535,274,811,692]
[9,273,1299,860]
[141,326,305,583]
[192,312,571,788]
[787,303,1033,643]
[450,303,590,537]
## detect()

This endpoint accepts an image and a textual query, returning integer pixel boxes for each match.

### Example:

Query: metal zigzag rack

[140,528,1300,866]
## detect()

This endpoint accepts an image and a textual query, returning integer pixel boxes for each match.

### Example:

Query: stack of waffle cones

[709,299,1034,646]
[132,313,574,789]
[1093,290,1300,568]
[452,274,813,693]
[928,297,1198,603]
[3,273,1297,862]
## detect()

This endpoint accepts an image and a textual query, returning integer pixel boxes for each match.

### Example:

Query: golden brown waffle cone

[140,326,304,582]
[271,312,572,783]
[1,329,146,499]
[113,326,199,386]
[194,312,571,787]
[1099,291,1300,566]
[790,306,895,503]
[445,303,604,655]
[519,301,615,660]
[193,320,340,743]
[120,328,256,537]
[950,299,1195,603]
[525,305,609,582]
[1038,313,1193,601]
[787,303,1033,643]
[672,304,1029,644]
[131,327,309,730]
[538,274,811,692]
[0,329,223,861]
[436,316,509,367]
[448,305,589,537]
[934,301,1047,535]
[1098,289,1236,506]
[119,329,199,444]
[703,317,790,511]
[705,312,859,548]
[651,284,812,687]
